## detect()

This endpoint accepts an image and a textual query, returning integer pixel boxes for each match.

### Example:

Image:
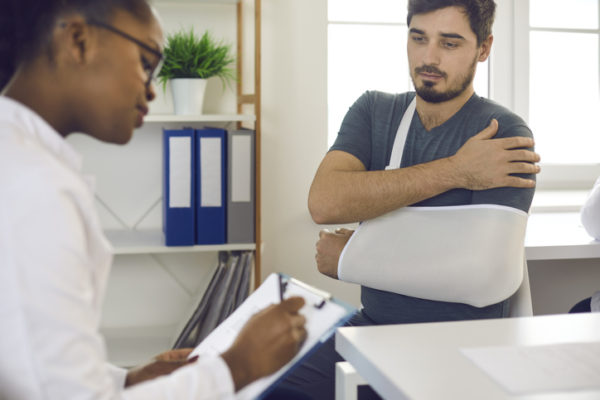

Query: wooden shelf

[145,114,256,123]
[105,229,256,255]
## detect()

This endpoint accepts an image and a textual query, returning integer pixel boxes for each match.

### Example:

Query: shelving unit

[151,0,262,286]
[106,0,262,278]
[94,0,262,367]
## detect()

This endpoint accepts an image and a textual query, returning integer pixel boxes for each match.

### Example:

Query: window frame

[492,0,600,190]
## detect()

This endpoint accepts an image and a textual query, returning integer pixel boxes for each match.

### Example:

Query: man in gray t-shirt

[327,90,536,325]
[273,1,541,399]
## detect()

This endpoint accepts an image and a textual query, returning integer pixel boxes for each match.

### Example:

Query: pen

[278,274,285,302]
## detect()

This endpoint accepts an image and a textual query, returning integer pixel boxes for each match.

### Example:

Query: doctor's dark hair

[407,0,496,46]
[0,0,152,91]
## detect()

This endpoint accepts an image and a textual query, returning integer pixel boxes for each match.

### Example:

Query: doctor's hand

[449,118,541,190]
[125,348,197,387]
[221,297,307,392]
[316,228,354,280]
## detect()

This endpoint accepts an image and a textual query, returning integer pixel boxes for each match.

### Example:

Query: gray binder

[227,129,255,243]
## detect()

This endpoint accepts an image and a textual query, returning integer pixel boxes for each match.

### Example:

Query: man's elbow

[308,193,339,224]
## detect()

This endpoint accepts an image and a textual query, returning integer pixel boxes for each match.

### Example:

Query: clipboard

[188,273,356,400]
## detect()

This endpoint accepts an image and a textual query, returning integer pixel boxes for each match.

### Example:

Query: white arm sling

[337,98,528,307]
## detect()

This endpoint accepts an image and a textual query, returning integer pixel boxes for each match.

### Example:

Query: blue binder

[195,128,227,244]
[163,128,196,246]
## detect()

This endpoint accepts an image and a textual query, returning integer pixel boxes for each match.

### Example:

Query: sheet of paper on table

[461,341,600,395]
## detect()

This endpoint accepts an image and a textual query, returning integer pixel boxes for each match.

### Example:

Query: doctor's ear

[54,16,98,66]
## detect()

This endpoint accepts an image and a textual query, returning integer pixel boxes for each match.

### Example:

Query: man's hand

[315,228,354,279]
[125,348,197,387]
[450,119,541,190]
[221,297,307,391]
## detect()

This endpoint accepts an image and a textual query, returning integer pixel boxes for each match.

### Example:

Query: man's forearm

[309,122,539,225]
[308,157,460,224]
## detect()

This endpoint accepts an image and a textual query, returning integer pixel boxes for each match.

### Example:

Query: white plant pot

[170,78,208,115]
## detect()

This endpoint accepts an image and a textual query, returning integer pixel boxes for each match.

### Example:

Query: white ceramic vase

[170,78,208,115]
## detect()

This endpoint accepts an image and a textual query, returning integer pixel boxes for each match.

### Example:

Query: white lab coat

[0,96,235,400]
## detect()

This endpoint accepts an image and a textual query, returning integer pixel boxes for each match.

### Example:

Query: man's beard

[412,55,478,103]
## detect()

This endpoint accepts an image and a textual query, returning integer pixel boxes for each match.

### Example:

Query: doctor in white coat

[0,1,307,399]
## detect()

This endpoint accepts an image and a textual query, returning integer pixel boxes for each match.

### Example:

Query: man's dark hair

[0,0,152,90]
[407,0,496,46]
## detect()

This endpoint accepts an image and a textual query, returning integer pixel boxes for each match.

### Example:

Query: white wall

[261,0,361,307]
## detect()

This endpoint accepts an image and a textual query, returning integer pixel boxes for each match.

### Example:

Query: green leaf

[158,28,237,91]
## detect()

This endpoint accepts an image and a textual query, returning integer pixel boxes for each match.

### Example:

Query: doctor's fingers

[154,348,194,362]
[334,228,355,237]
[318,229,333,240]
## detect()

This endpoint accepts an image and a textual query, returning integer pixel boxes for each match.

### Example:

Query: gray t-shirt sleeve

[329,92,373,169]
[470,114,536,212]
[330,91,411,171]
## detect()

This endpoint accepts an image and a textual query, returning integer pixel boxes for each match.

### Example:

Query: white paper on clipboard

[189,273,356,400]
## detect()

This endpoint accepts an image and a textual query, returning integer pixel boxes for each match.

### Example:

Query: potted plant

[158,28,235,115]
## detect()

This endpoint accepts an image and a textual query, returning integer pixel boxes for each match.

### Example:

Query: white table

[336,313,600,400]
[525,212,600,261]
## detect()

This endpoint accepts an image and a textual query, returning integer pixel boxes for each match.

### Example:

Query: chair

[508,257,533,317]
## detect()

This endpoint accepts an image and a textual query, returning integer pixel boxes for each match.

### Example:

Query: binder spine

[227,129,255,244]
[196,128,227,245]
[163,128,196,246]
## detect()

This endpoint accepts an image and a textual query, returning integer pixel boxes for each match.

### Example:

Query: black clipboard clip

[278,274,288,302]
[278,274,332,309]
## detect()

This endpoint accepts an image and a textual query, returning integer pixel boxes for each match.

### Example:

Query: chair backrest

[508,256,533,317]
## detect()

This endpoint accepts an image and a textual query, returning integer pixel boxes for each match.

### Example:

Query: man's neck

[416,86,475,131]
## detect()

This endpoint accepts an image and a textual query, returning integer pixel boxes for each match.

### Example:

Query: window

[327,0,488,146]
[514,0,600,189]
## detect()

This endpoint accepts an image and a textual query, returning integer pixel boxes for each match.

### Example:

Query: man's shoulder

[349,91,416,126]
[469,95,532,138]
[473,96,529,125]
[342,91,415,126]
